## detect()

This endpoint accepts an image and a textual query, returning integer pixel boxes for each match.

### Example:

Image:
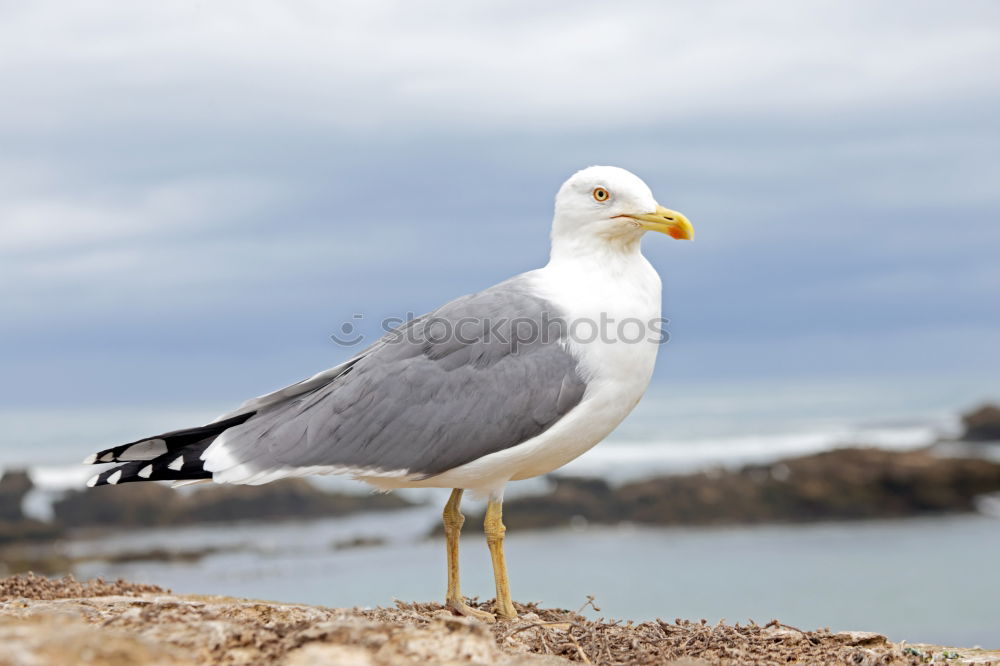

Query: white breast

[505,254,662,476]
[372,252,663,499]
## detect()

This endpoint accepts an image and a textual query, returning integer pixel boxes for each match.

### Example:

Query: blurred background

[1,0,999,649]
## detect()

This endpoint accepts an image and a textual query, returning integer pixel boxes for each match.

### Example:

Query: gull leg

[443,488,496,623]
[484,497,518,620]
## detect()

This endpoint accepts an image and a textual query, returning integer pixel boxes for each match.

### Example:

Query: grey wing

[201,276,588,484]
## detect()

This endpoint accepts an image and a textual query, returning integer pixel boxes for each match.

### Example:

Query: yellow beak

[626,205,694,240]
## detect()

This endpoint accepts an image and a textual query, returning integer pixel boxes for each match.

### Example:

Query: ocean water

[4,373,1000,647]
[4,372,998,490]
[69,510,1000,648]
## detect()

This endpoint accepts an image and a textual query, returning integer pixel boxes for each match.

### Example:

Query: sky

[2,0,1000,411]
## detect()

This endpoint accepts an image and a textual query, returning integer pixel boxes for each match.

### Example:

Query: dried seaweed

[0,572,168,601]
[388,598,938,665]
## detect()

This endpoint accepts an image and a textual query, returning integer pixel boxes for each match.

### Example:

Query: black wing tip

[86,458,213,487]
[82,411,256,465]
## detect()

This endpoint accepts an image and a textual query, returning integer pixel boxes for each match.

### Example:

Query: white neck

[531,217,663,443]
[538,221,661,318]
[548,218,646,271]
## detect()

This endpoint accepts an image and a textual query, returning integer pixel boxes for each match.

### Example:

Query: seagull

[83,165,693,622]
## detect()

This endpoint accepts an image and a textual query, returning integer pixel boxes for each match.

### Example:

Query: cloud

[1,0,999,407]
[1,1,998,135]
[0,175,289,253]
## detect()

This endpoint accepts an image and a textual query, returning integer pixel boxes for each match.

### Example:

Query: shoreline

[2,573,996,665]
[4,444,1000,579]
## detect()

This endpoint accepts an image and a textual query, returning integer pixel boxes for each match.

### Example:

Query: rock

[0,578,551,665]
[761,624,807,643]
[0,573,167,600]
[832,630,889,646]
[961,404,1000,442]
[1,573,986,665]
[283,642,376,666]
[432,477,618,535]
[52,482,178,528]
[0,470,64,552]
[52,478,413,529]
[0,520,63,548]
[168,479,412,523]
[0,470,33,522]
[0,613,196,666]
[455,448,1000,531]
[618,447,1000,524]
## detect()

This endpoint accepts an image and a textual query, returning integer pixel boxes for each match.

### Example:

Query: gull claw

[447,599,496,624]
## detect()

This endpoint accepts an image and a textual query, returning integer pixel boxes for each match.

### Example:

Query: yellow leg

[484,497,518,620]
[443,488,495,623]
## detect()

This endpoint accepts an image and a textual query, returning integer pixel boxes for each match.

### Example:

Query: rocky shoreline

[1,407,998,661]
[0,475,411,539]
[5,446,1000,576]
[0,475,414,575]
[446,446,1000,533]
[438,403,1000,532]
[1,573,995,665]
[2,403,999,577]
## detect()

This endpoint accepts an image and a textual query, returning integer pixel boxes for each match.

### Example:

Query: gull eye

[592,187,610,202]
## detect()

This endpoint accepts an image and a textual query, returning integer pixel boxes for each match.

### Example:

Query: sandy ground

[0,574,996,666]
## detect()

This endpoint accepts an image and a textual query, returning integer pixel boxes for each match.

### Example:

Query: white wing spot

[168,455,184,471]
[138,464,153,478]
[107,470,123,485]
[86,474,99,487]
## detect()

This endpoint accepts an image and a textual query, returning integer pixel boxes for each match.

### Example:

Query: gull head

[551,166,693,254]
